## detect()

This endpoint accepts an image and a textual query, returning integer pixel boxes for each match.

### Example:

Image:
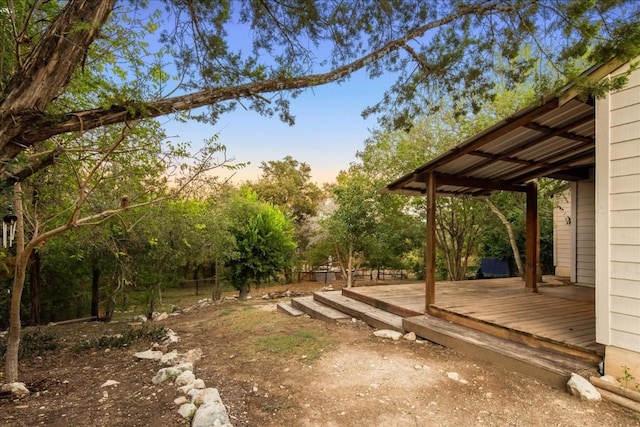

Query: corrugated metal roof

[384,95,596,196]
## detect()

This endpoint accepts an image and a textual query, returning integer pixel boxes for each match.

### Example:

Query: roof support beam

[503,149,595,183]
[431,173,528,193]
[525,181,539,292]
[425,172,437,313]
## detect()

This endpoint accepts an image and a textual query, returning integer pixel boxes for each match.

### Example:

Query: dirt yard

[1,283,639,426]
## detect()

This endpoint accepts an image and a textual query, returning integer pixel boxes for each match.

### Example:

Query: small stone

[1,382,30,399]
[447,372,467,383]
[174,396,189,406]
[178,403,197,420]
[373,330,403,340]
[152,312,169,321]
[567,373,601,401]
[403,332,417,341]
[100,380,120,388]
[175,370,196,387]
[160,350,179,365]
[178,383,194,394]
[174,362,194,372]
[152,367,182,384]
[134,350,163,361]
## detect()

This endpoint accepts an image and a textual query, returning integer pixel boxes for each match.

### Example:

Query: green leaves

[222,190,296,291]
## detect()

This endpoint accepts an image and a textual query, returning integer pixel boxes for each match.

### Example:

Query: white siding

[596,60,640,352]
[575,180,596,286]
[553,188,572,277]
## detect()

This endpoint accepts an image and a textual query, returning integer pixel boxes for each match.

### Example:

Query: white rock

[178,383,194,394]
[134,350,163,361]
[178,403,197,420]
[188,387,204,399]
[160,350,179,366]
[152,367,182,384]
[191,388,232,427]
[174,362,194,372]
[447,372,462,382]
[174,396,189,406]
[1,382,29,398]
[181,348,203,364]
[373,330,403,340]
[163,329,180,345]
[567,373,601,401]
[193,378,206,389]
[133,315,148,322]
[175,370,196,387]
[403,332,417,341]
[152,312,169,321]
[100,380,120,388]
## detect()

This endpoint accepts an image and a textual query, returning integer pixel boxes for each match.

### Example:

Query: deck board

[345,278,603,361]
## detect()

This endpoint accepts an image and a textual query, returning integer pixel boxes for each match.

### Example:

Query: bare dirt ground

[1,282,639,427]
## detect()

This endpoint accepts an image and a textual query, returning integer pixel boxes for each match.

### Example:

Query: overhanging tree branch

[0,2,507,180]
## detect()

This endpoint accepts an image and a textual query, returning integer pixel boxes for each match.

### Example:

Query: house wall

[575,180,596,286]
[595,60,640,380]
[553,188,572,277]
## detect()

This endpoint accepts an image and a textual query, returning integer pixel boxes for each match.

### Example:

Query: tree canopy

[1,0,639,184]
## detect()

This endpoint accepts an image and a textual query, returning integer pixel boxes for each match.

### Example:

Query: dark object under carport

[477,257,510,278]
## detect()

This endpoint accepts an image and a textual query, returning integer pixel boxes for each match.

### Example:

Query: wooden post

[425,172,437,312]
[536,212,542,284]
[525,181,539,292]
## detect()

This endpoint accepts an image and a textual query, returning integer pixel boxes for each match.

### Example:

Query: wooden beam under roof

[428,173,528,193]
[496,143,595,183]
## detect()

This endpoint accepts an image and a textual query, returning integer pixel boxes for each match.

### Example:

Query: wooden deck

[343,277,603,363]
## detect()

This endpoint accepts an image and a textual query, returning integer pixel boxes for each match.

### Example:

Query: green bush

[73,323,167,352]
[0,328,60,360]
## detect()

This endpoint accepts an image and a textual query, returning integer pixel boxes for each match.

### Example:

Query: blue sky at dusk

[148,7,395,185]
[162,67,390,184]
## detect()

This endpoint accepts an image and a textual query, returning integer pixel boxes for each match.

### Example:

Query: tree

[435,197,486,280]
[222,190,296,300]
[2,120,230,384]
[323,170,378,288]
[249,156,322,225]
[1,1,639,185]
[247,156,323,280]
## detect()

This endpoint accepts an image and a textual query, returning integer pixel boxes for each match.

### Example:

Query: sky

[148,5,398,186]
[161,68,391,185]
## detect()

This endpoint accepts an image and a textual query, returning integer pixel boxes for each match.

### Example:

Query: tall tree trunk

[239,282,249,301]
[28,249,42,325]
[91,266,100,317]
[193,265,199,296]
[346,244,354,288]
[486,199,524,277]
[212,259,223,301]
[5,183,29,384]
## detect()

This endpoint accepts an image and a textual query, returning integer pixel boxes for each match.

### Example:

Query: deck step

[313,291,404,332]
[276,302,305,317]
[404,315,596,389]
[429,305,602,364]
[290,296,351,322]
